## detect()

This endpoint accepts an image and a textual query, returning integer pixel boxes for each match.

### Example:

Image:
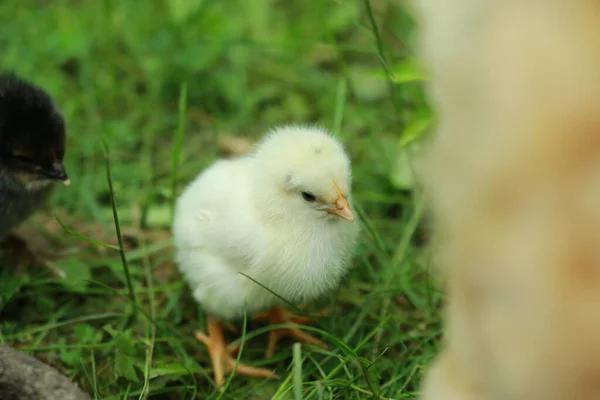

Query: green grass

[0,0,441,398]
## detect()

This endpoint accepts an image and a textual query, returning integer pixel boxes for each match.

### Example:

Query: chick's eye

[9,153,34,164]
[15,155,33,164]
[301,192,317,202]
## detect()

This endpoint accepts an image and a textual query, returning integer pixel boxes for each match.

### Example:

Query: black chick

[0,73,70,276]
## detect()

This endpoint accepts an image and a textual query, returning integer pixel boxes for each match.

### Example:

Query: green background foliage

[0,0,439,398]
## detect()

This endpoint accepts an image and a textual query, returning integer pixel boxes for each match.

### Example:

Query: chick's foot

[1,234,66,278]
[195,318,277,390]
[254,305,328,358]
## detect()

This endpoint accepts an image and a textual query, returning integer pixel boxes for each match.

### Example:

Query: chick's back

[173,156,267,319]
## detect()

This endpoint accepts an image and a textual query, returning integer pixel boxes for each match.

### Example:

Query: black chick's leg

[0,234,66,278]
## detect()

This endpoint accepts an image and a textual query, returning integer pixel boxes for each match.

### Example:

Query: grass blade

[333,76,348,137]
[55,214,120,250]
[102,140,138,313]
[293,343,304,400]
[170,83,188,218]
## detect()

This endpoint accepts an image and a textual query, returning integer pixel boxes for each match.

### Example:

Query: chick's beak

[326,182,354,222]
[45,162,70,187]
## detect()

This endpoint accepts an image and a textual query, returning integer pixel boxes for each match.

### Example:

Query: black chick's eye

[0,153,32,165]
[14,155,34,164]
[301,191,317,202]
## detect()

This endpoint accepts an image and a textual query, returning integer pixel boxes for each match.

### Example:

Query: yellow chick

[172,125,359,388]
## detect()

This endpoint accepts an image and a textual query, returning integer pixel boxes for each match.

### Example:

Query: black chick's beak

[41,162,70,186]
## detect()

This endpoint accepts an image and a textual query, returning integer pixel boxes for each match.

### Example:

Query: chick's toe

[195,318,277,390]
[255,306,327,358]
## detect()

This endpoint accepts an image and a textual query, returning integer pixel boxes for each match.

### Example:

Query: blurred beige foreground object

[414,1,600,399]
[0,344,91,400]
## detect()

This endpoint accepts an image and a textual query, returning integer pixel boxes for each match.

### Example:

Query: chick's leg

[1,234,66,278]
[254,306,327,358]
[195,317,277,390]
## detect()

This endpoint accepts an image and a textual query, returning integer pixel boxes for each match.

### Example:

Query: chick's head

[0,73,69,191]
[253,125,355,223]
